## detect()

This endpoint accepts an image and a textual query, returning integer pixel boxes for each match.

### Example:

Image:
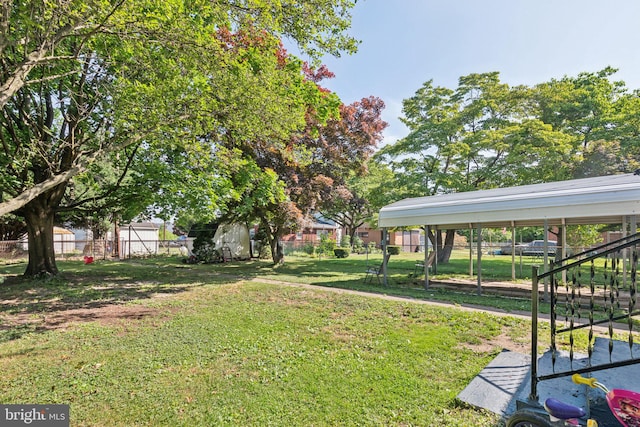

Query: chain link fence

[0,238,185,261]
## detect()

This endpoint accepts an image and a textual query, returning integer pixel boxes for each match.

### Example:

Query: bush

[367,241,377,253]
[303,243,316,255]
[333,248,349,258]
[352,235,364,253]
[317,234,336,256]
[386,245,401,255]
[340,235,351,248]
[191,224,219,263]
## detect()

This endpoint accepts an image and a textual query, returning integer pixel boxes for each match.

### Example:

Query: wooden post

[424,225,429,290]
[477,223,482,295]
[382,228,388,286]
[530,266,540,401]
[469,224,474,277]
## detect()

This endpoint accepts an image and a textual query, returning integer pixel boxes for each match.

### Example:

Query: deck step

[457,349,589,417]
[458,338,640,419]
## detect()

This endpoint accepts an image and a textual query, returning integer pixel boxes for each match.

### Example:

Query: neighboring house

[354,224,430,252]
[281,216,340,243]
[119,222,159,257]
[353,224,381,248]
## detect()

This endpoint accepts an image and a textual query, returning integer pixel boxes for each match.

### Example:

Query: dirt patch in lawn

[0,302,164,334]
[461,329,530,354]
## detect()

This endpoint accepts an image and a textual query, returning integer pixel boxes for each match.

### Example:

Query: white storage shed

[119,222,160,257]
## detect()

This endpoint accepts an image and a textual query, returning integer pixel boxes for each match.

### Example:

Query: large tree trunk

[269,238,284,264]
[347,223,360,249]
[441,230,456,262]
[428,228,456,263]
[261,220,284,265]
[22,197,59,277]
[20,183,67,277]
[349,228,357,249]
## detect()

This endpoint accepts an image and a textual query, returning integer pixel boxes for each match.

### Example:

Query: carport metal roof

[378,173,640,229]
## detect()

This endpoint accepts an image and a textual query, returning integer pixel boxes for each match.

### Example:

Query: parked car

[521,240,557,256]
[500,242,524,255]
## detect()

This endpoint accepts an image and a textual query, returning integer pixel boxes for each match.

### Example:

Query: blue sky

[301,0,640,146]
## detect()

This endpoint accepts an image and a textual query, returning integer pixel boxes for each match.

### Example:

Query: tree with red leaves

[223,95,387,264]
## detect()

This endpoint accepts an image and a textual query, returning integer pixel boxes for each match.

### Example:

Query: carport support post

[561,219,567,285]
[423,225,429,290]
[433,227,438,275]
[543,219,549,302]
[382,228,388,286]
[511,223,516,281]
[468,225,473,277]
[476,223,482,295]
[530,266,540,401]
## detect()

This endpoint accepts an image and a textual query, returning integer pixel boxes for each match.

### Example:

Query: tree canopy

[216,95,387,263]
[374,69,640,262]
[0,0,359,216]
[0,0,360,275]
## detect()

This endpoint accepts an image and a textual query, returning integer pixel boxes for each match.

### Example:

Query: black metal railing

[529,232,640,400]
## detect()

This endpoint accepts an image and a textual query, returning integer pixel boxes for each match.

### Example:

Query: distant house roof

[312,213,337,226]
[308,221,338,230]
[303,214,338,230]
[53,226,74,235]
[378,173,640,229]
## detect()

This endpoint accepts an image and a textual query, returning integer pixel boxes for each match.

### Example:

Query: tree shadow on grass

[0,257,240,343]
[0,255,464,344]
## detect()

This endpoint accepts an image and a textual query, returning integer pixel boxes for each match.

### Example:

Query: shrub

[333,248,349,258]
[317,234,336,256]
[386,245,401,255]
[352,235,364,253]
[191,224,218,263]
[303,243,316,255]
[368,241,377,253]
[340,235,351,248]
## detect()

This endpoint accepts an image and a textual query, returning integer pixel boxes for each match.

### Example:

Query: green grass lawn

[0,253,605,426]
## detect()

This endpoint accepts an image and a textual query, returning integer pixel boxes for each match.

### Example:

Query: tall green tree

[532,67,640,176]
[376,68,640,263]
[377,73,573,262]
[533,68,623,148]
[532,68,640,251]
[0,0,358,276]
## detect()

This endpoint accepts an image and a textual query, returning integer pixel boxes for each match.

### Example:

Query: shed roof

[378,173,640,229]
[121,222,159,230]
[53,226,74,235]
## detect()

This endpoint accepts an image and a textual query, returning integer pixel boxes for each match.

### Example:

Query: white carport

[378,173,640,292]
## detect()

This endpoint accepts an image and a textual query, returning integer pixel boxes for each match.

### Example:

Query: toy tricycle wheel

[506,409,553,427]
